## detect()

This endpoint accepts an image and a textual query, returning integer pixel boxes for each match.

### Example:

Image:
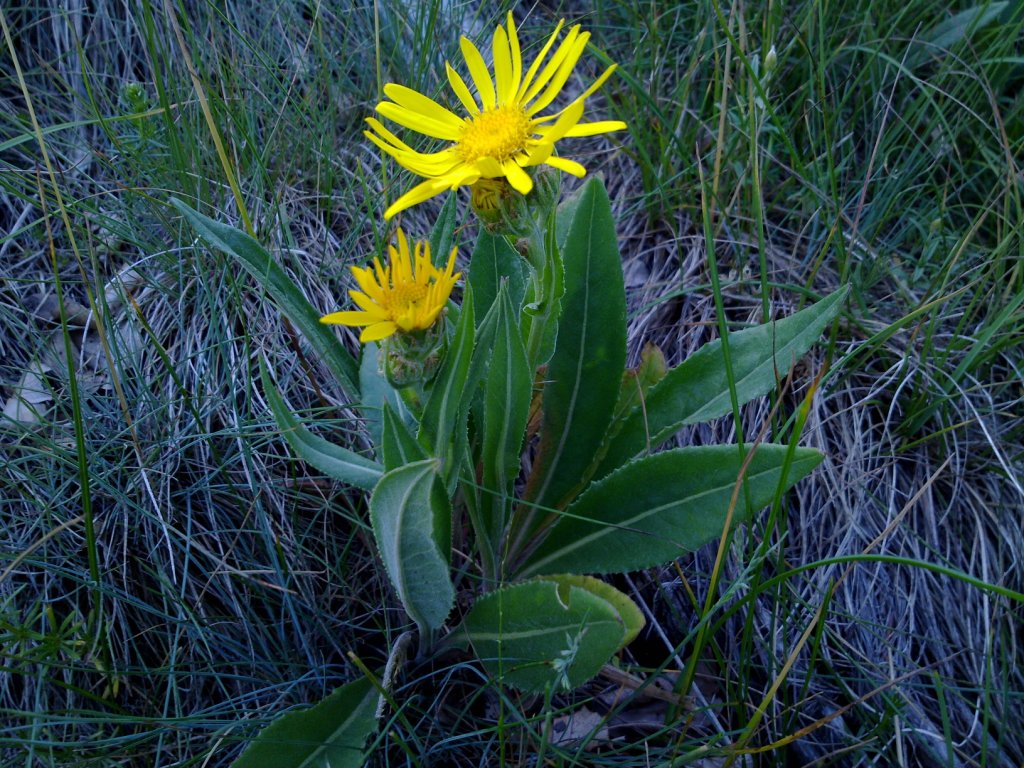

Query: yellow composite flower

[320,229,460,343]
[366,12,627,219]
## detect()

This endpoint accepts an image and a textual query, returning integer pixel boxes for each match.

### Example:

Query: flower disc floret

[320,229,460,343]
[458,106,532,163]
[366,12,627,219]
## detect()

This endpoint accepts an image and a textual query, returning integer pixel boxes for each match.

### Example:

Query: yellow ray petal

[446,61,479,114]
[544,155,587,177]
[473,156,505,177]
[383,83,465,131]
[366,119,464,170]
[521,25,581,106]
[443,245,458,277]
[571,62,618,105]
[460,36,496,110]
[394,228,413,283]
[349,290,386,316]
[351,266,385,302]
[414,241,432,281]
[527,32,590,115]
[372,256,388,286]
[364,116,415,150]
[377,102,462,141]
[506,12,522,103]
[320,310,374,326]
[521,140,554,166]
[502,159,533,193]
[361,321,398,342]
[492,24,513,104]
[384,178,451,220]
[518,18,565,103]
[366,133,463,175]
[535,98,585,143]
[563,119,628,137]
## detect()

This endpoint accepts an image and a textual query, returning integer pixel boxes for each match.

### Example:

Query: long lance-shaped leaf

[518,444,823,578]
[467,231,528,325]
[171,198,360,397]
[458,578,630,693]
[429,191,459,268]
[523,178,627,512]
[553,179,587,252]
[231,676,377,768]
[478,286,531,562]
[419,288,475,472]
[593,286,848,480]
[370,460,453,631]
[262,364,382,491]
[381,403,426,471]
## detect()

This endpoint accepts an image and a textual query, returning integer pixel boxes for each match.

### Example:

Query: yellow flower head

[366,12,626,219]
[320,229,460,343]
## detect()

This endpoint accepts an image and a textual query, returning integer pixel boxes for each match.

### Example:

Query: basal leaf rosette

[365,12,627,219]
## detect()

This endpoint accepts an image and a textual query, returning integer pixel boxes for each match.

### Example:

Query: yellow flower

[320,229,460,343]
[366,12,626,219]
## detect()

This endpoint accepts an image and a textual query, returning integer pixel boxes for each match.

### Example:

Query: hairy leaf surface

[519,445,823,577]
[370,460,453,631]
[594,287,847,479]
[232,676,376,768]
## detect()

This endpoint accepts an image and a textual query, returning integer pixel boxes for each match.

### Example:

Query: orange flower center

[458,106,532,163]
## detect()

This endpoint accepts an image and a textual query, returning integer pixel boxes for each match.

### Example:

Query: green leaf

[381,403,426,471]
[459,578,629,693]
[370,460,454,631]
[524,178,627,512]
[419,288,475,469]
[380,406,451,564]
[468,231,528,324]
[359,342,409,456]
[613,343,668,422]
[553,179,587,252]
[518,444,824,578]
[543,574,645,646]
[429,192,459,268]
[923,3,1007,50]
[520,234,564,369]
[261,364,382,491]
[594,286,848,479]
[171,199,360,398]
[478,286,531,560]
[231,676,376,768]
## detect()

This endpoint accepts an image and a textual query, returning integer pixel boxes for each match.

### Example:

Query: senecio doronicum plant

[172,11,848,766]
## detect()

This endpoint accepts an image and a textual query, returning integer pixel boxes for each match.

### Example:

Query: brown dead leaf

[549,707,614,749]
[3,362,53,425]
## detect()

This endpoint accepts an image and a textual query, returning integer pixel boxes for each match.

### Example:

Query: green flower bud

[381,320,448,389]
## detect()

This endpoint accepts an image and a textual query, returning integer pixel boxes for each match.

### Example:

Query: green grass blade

[171,198,361,398]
